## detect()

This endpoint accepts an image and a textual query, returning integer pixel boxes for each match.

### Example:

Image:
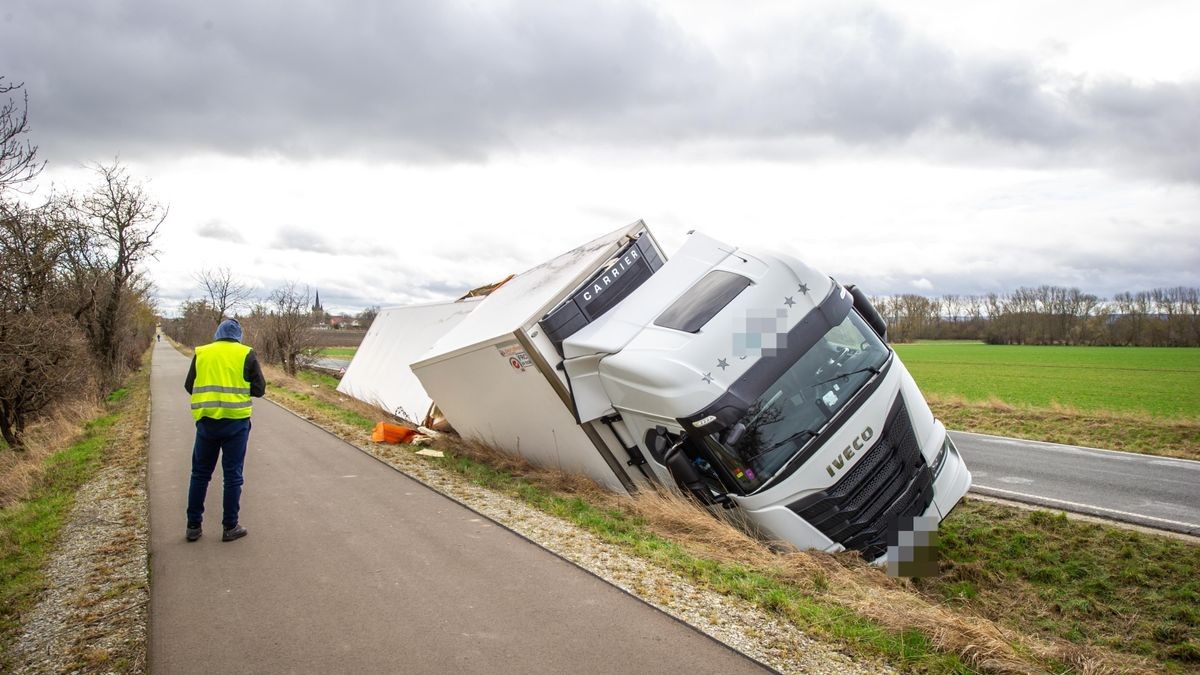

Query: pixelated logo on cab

[732,308,789,358]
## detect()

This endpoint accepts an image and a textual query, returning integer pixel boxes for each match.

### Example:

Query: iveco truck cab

[556,229,972,560]
[390,221,971,562]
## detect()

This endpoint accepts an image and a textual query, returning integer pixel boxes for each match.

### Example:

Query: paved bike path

[147,340,769,674]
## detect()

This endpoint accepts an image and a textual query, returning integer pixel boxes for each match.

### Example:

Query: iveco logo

[826,427,874,478]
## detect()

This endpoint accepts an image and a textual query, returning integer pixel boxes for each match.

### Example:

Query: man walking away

[184,319,267,542]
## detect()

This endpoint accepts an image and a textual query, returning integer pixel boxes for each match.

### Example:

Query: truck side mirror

[846,284,888,342]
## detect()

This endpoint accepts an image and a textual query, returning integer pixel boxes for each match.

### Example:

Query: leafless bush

[0,313,93,448]
[163,298,220,347]
[0,200,96,448]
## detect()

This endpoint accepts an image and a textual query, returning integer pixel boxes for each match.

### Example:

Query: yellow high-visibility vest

[191,341,253,421]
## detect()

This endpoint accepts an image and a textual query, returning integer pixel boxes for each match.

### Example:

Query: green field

[316,347,357,358]
[893,342,1200,419]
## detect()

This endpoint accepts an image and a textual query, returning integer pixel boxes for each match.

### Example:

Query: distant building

[328,315,356,329]
[311,289,326,326]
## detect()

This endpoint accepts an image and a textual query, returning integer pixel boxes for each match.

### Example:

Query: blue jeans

[186,417,251,528]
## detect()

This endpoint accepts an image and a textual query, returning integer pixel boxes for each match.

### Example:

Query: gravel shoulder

[7,379,151,673]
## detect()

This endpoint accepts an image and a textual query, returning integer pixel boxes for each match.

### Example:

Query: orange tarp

[371,422,417,444]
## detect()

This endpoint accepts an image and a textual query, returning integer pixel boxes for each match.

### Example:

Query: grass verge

[0,367,145,654]
[266,366,1187,673]
[927,394,1200,461]
[0,413,116,643]
[929,501,1200,667]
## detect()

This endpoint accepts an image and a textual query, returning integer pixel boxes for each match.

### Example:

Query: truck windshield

[701,310,890,493]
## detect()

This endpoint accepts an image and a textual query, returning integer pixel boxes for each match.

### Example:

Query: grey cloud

[2,1,1196,181]
[273,225,333,253]
[838,231,1200,299]
[197,219,245,243]
[1075,79,1200,182]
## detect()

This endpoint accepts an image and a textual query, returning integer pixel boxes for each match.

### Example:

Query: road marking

[997,476,1034,485]
[972,485,1200,531]
[1148,459,1200,471]
[951,430,1200,465]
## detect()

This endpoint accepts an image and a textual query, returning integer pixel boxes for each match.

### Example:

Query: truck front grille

[786,396,933,560]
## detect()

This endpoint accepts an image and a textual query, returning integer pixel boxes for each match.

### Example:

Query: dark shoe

[186,525,202,542]
[222,524,247,542]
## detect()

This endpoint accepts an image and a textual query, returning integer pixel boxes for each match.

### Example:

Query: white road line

[951,430,1200,465]
[1148,459,1200,471]
[971,485,1200,530]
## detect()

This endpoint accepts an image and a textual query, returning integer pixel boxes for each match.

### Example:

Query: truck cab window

[655,271,752,333]
[692,309,890,495]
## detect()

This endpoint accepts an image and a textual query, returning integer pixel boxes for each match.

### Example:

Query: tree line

[161,272,324,377]
[162,267,381,376]
[0,78,160,448]
[871,285,1200,346]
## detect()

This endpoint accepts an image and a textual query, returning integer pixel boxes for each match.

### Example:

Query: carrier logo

[582,248,641,302]
[826,426,874,477]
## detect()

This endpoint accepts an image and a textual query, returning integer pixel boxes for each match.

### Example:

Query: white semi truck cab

[553,229,971,560]
[394,222,971,562]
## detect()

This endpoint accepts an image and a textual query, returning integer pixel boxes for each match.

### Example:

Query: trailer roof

[415,221,646,364]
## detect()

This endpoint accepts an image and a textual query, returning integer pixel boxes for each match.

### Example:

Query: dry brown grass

[259,364,397,429]
[653,514,1132,672]
[928,393,1200,460]
[0,398,103,509]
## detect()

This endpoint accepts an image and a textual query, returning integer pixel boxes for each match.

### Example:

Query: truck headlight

[931,435,955,477]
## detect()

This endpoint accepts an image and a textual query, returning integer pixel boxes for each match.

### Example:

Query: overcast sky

[3,0,1198,316]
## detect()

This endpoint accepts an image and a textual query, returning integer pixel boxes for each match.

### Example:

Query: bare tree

[68,161,165,382]
[356,305,380,330]
[0,77,43,193]
[195,266,251,321]
[266,282,319,375]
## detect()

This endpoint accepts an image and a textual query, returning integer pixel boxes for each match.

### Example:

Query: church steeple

[311,289,325,325]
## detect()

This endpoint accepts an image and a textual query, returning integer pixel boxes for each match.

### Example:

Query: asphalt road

[310,356,350,371]
[147,340,771,674]
[950,430,1200,536]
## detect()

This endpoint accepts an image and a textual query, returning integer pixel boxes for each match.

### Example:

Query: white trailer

[360,221,971,562]
[410,223,662,493]
[337,298,483,424]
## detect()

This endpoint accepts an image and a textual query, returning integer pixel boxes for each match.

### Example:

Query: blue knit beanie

[214,319,243,342]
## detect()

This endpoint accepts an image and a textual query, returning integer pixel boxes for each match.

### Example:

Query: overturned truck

[339,221,971,562]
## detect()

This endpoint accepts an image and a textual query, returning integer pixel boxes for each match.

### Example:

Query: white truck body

[368,221,970,561]
[338,298,483,424]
